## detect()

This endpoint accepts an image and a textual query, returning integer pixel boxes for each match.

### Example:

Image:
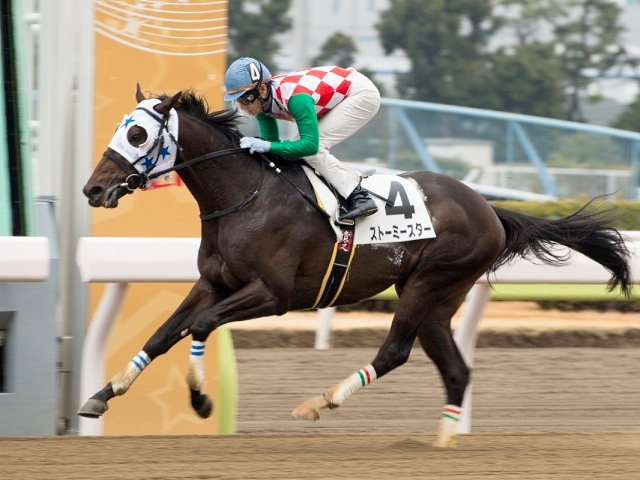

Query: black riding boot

[339,185,378,221]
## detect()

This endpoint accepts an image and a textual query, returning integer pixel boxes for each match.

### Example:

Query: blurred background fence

[329,99,640,201]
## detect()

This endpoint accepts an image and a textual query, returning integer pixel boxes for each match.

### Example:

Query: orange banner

[90,0,229,435]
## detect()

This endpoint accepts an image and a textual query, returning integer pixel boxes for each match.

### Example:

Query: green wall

[0,0,35,236]
[0,55,11,236]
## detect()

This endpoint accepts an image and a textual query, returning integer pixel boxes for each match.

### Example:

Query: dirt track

[3,433,640,479]
[4,346,640,479]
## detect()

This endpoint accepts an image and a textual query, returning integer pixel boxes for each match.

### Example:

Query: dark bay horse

[80,85,631,447]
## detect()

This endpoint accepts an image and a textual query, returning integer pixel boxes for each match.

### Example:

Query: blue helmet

[224,57,272,101]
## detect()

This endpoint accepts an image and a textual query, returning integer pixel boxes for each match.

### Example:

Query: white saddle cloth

[302,166,436,245]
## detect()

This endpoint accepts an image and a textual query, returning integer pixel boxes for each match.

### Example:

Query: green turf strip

[371,284,638,302]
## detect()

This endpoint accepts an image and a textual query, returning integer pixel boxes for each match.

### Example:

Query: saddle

[261,152,375,224]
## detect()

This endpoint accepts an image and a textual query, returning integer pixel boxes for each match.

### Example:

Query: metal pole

[63,0,95,435]
[452,282,491,434]
[78,283,128,436]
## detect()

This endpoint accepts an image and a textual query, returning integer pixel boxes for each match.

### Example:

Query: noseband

[103,149,144,191]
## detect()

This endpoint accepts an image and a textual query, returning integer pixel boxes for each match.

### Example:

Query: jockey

[224,57,380,222]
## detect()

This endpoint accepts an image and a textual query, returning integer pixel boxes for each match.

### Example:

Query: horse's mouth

[101,184,127,208]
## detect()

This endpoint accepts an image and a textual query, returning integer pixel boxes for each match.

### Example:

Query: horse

[80,85,631,447]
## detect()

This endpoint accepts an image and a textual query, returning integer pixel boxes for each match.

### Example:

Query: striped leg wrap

[131,351,150,372]
[190,341,205,357]
[330,365,377,406]
[187,340,206,390]
[442,404,462,423]
[111,351,150,395]
[435,404,462,447]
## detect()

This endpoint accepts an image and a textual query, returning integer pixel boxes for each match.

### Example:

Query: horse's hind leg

[415,294,470,448]
[291,289,427,420]
[291,286,471,448]
[78,284,209,418]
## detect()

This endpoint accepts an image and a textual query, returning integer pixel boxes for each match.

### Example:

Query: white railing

[0,236,50,281]
[76,234,640,436]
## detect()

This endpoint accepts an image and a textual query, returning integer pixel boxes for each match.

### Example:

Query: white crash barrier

[0,236,50,281]
[76,237,200,283]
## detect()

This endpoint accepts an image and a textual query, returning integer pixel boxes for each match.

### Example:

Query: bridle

[103,104,262,220]
[104,105,182,192]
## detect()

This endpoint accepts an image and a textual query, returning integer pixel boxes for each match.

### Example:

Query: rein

[107,106,329,221]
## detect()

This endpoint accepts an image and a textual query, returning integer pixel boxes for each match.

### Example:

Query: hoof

[433,435,458,448]
[291,405,320,420]
[78,398,108,418]
[196,397,213,418]
[191,390,214,419]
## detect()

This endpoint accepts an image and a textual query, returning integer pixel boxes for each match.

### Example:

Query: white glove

[240,137,270,154]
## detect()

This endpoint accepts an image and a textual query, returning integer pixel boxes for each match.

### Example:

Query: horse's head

[83,84,182,208]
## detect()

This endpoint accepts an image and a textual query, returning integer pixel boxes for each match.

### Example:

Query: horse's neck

[176,123,259,216]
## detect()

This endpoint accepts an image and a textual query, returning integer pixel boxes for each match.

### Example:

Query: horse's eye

[127,127,148,147]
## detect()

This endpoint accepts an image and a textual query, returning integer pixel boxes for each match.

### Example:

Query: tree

[487,43,565,118]
[612,82,640,132]
[376,0,564,116]
[496,0,635,122]
[377,0,634,121]
[227,0,292,71]
[311,32,357,67]
[311,32,386,96]
[377,0,498,104]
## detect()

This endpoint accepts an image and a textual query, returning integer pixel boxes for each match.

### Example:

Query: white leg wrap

[186,340,206,391]
[328,365,377,406]
[111,351,150,395]
[434,404,462,448]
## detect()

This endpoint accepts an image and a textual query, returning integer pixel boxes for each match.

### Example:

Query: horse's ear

[156,91,182,114]
[135,84,146,103]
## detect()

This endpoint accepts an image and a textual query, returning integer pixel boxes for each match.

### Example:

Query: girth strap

[312,222,357,310]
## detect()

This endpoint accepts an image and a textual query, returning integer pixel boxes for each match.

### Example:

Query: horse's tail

[489,202,632,297]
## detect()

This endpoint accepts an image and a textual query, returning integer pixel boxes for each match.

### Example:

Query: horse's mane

[156,90,242,141]
[155,89,305,169]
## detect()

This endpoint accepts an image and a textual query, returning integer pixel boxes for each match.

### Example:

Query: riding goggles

[236,89,259,105]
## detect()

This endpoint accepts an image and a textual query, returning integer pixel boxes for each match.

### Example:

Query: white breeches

[303,70,381,199]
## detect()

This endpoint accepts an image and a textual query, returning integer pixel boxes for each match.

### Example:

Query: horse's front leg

[78,283,211,418]
[187,278,284,416]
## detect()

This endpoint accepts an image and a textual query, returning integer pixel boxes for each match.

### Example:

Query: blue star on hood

[122,116,135,129]
[141,156,155,169]
[159,146,171,159]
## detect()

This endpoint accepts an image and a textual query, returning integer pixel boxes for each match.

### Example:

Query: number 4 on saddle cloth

[302,166,436,309]
[302,166,436,245]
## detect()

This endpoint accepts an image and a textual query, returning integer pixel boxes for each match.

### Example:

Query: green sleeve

[257,114,280,142]
[267,94,319,158]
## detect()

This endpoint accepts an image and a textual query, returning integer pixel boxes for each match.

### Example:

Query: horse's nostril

[84,185,104,200]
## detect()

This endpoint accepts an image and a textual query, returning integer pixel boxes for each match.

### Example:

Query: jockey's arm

[257,114,280,143]
[259,94,319,158]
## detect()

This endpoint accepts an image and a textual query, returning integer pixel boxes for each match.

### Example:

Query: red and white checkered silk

[271,66,354,120]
